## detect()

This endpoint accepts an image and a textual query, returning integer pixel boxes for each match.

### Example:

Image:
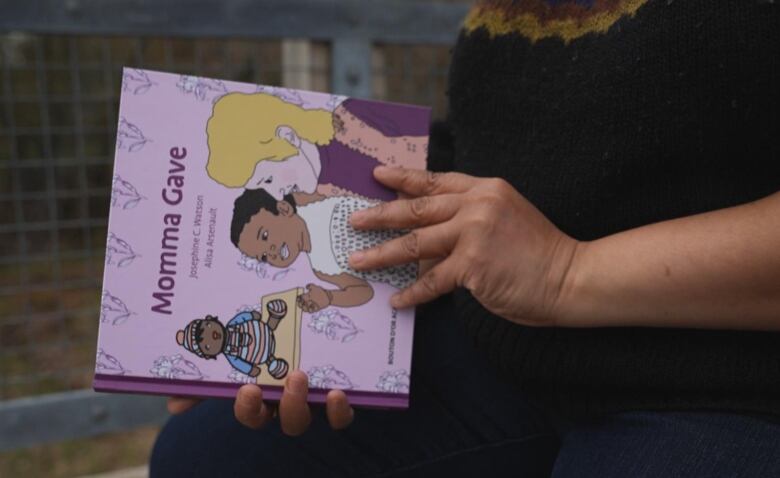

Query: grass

[0,426,161,478]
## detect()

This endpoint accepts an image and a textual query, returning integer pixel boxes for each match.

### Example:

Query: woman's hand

[348,167,580,327]
[167,371,354,436]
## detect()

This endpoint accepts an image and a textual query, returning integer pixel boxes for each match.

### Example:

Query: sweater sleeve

[427,119,455,173]
[226,312,253,327]
[226,353,254,375]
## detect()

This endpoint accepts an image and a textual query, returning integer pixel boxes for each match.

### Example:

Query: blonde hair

[206,92,334,187]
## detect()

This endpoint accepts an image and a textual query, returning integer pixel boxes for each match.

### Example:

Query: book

[94,68,430,409]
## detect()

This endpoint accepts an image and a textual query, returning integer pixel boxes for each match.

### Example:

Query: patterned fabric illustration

[237,253,293,281]
[330,197,418,289]
[105,232,139,268]
[100,290,135,325]
[150,354,206,380]
[111,175,146,210]
[122,68,156,95]
[307,365,354,390]
[117,118,150,152]
[464,0,649,43]
[307,308,362,343]
[376,370,410,394]
[95,348,130,375]
[177,75,228,102]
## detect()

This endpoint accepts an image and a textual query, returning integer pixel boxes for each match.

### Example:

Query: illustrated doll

[205,92,428,201]
[230,188,418,312]
[175,299,289,379]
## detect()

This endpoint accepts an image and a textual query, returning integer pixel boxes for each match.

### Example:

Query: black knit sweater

[428,0,780,418]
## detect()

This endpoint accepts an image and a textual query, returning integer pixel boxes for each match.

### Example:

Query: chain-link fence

[0,0,467,451]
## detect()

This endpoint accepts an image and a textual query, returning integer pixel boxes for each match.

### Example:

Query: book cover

[94,69,430,409]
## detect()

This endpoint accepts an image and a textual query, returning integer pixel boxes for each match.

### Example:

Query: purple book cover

[94,68,430,409]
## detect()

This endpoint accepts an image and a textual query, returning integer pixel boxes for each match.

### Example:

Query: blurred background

[0,0,469,475]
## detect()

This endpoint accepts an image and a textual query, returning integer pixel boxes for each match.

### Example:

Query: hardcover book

[93,68,430,408]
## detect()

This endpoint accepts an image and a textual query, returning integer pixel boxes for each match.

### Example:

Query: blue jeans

[151,301,780,477]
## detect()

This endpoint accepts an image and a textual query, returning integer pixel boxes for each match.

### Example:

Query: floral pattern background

[150,354,206,381]
[105,233,139,268]
[116,118,150,153]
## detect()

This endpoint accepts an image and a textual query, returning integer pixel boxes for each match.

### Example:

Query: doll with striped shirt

[175,299,289,379]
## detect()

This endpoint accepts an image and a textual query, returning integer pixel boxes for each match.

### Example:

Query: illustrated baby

[176,300,289,379]
[230,189,418,312]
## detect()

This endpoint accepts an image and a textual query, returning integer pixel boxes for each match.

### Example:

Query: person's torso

[447,0,780,240]
[436,0,780,417]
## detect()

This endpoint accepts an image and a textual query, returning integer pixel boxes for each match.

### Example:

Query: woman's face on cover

[244,126,321,200]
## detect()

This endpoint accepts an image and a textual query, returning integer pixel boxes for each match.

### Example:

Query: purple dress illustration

[317,99,430,201]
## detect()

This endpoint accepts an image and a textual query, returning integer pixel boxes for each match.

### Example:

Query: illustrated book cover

[93,68,430,409]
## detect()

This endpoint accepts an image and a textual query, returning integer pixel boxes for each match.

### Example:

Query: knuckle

[419,270,439,296]
[462,244,485,266]
[400,168,416,188]
[370,241,386,259]
[373,201,389,220]
[465,212,492,229]
[409,196,429,219]
[476,189,504,208]
[424,171,442,192]
[462,270,483,295]
[485,177,511,194]
[400,231,420,258]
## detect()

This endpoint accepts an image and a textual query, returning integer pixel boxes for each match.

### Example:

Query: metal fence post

[331,38,373,99]
[0,390,169,452]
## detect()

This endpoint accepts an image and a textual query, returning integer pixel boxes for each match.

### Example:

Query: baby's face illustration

[198,319,225,357]
[237,200,307,268]
[244,126,321,200]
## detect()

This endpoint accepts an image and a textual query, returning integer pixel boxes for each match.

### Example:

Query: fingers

[234,377,352,435]
[167,397,201,415]
[297,290,316,313]
[325,390,354,430]
[373,166,477,197]
[349,222,458,270]
[234,384,274,429]
[279,370,312,436]
[391,258,459,309]
[350,194,461,230]
[419,258,441,276]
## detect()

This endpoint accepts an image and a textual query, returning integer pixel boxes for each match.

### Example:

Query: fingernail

[350,251,365,265]
[238,386,261,413]
[350,210,365,224]
[286,374,306,395]
[390,294,403,309]
[374,166,389,176]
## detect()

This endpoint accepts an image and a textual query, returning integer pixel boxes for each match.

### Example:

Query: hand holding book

[167,371,354,435]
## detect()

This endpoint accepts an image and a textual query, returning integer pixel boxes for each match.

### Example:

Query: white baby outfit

[297,196,417,290]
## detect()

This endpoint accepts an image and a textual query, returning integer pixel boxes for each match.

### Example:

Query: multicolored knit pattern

[464,0,648,43]
[225,319,273,367]
[181,320,204,358]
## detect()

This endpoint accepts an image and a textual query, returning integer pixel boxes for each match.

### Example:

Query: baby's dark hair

[230,188,297,247]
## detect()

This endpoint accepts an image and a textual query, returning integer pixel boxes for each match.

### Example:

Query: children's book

[93,69,430,409]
